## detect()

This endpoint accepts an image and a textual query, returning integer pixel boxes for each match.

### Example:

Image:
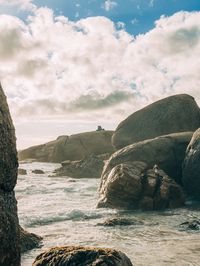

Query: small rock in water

[179,219,200,231]
[20,226,43,253]
[32,246,133,266]
[32,169,45,174]
[18,168,27,175]
[97,217,143,227]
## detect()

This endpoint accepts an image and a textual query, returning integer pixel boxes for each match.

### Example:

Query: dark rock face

[0,84,20,265]
[20,226,42,253]
[102,132,192,185]
[112,94,200,149]
[32,246,133,266]
[19,131,114,163]
[97,161,185,210]
[182,128,200,198]
[54,154,106,178]
[179,220,200,231]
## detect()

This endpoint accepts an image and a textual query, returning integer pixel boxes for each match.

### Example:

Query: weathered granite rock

[19,131,114,163]
[32,169,45,174]
[102,132,192,185]
[20,226,42,253]
[112,94,200,149]
[182,128,200,198]
[32,246,133,266]
[98,161,185,210]
[18,168,27,175]
[54,154,105,178]
[0,83,20,265]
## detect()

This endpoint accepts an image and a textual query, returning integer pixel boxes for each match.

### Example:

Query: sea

[16,162,200,266]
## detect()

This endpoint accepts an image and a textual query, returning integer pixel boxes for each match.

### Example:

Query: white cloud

[0,9,200,145]
[103,0,118,12]
[0,0,36,11]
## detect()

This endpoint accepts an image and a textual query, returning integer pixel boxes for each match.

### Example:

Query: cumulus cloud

[0,0,36,11]
[0,9,200,128]
[103,0,118,12]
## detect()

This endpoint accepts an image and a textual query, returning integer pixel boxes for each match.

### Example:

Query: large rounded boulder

[112,94,200,149]
[19,130,114,163]
[102,132,192,185]
[0,84,20,265]
[97,161,185,210]
[182,128,200,198]
[32,246,133,266]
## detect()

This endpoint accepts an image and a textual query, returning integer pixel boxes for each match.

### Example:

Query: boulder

[182,128,200,198]
[112,94,200,149]
[19,131,114,163]
[102,132,192,185]
[32,169,45,174]
[32,246,133,266]
[18,168,27,175]
[20,226,42,253]
[179,219,200,231]
[54,154,105,178]
[98,161,185,210]
[0,84,20,265]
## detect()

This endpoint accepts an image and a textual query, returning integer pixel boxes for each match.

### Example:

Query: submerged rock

[182,128,200,198]
[32,169,45,174]
[20,226,43,253]
[32,246,133,266]
[0,83,20,265]
[18,168,27,175]
[19,130,114,163]
[97,217,143,227]
[179,219,200,231]
[54,154,105,178]
[112,94,200,149]
[98,161,185,210]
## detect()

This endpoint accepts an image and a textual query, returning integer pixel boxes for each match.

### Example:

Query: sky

[0,0,200,149]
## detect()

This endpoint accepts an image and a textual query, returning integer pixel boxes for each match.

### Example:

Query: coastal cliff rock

[19,131,114,163]
[32,246,133,266]
[100,132,192,185]
[97,161,185,210]
[20,226,42,253]
[54,154,108,178]
[112,94,200,149]
[182,128,200,198]
[0,84,20,265]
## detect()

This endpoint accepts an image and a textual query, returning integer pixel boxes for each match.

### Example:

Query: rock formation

[32,246,133,266]
[20,226,42,253]
[101,132,192,185]
[98,161,185,210]
[19,130,114,163]
[182,128,200,198]
[54,154,109,178]
[0,84,20,265]
[112,94,200,149]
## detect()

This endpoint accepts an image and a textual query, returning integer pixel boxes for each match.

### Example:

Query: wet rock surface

[179,219,200,231]
[0,84,20,265]
[182,128,200,198]
[97,217,143,227]
[112,94,200,149]
[20,226,43,253]
[32,246,133,266]
[98,161,185,210]
[32,169,45,174]
[18,168,27,175]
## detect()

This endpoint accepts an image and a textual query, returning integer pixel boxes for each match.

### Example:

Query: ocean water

[16,162,200,266]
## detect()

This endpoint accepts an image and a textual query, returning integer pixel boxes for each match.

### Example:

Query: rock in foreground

[112,94,200,149]
[182,128,200,198]
[20,226,42,253]
[33,246,133,266]
[19,130,114,163]
[0,83,20,265]
[98,161,185,210]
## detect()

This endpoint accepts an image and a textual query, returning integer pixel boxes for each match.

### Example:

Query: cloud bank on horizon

[0,0,200,147]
